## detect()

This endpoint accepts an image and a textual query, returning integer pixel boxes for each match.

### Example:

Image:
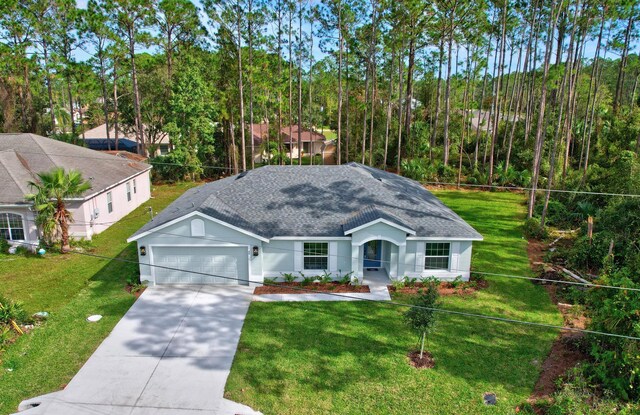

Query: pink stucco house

[0,133,152,249]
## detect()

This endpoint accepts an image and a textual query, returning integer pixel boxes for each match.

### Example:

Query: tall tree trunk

[43,42,56,134]
[488,0,508,184]
[237,9,247,172]
[431,36,445,161]
[277,3,284,164]
[613,14,633,114]
[443,28,454,166]
[297,0,303,165]
[128,26,144,155]
[309,14,314,165]
[396,41,404,174]
[113,64,120,151]
[528,0,560,218]
[383,50,394,169]
[99,52,111,151]
[336,2,343,165]
[403,24,416,161]
[288,6,294,165]
[248,0,255,169]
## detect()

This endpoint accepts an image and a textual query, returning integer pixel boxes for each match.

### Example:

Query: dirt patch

[527,239,547,274]
[525,240,589,403]
[387,279,488,296]
[407,350,435,369]
[254,282,370,295]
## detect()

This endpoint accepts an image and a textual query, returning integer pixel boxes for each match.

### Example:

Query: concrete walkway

[254,270,392,302]
[16,286,261,415]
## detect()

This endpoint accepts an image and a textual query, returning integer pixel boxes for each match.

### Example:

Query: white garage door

[152,247,248,285]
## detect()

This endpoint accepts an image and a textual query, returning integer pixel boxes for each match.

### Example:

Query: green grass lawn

[225,190,562,415]
[0,182,197,415]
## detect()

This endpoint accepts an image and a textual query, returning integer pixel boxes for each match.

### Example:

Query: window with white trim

[424,242,450,270]
[0,213,25,240]
[107,192,113,213]
[126,182,132,201]
[133,179,137,194]
[303,242,328,270]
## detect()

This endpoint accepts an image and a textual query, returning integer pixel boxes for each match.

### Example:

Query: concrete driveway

[17,285,261,415]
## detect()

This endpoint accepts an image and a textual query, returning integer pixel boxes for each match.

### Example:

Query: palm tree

[26,167,92,252]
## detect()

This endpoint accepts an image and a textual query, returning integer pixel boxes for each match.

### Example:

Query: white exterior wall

[133,214,263,285]
[0,205,39,250]
[262,239,352,280]
[130,212,478,285]
[404,240,474,281]
[68,170,151,240]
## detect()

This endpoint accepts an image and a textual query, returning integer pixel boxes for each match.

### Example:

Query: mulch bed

[125,285,146,298]
[254,282,370,295]
[387,279,488,296]
[407,350,435,369]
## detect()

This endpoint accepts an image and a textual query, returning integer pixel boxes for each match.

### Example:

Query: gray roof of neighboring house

[0,133,151,204]
[131,163,482,240]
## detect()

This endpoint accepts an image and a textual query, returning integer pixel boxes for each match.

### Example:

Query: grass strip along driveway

[0,182,197,415]
[225,190,562,415]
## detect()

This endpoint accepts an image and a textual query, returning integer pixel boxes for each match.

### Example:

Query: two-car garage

[151,246,249,285]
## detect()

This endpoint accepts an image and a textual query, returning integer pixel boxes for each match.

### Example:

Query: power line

[143,229,640,293]
[13,241,638,342]
[422,181,640,198]
[12,149,640,199]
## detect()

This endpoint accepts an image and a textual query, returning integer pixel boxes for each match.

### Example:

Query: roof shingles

[0,133,151,204]
[132,163,482,240]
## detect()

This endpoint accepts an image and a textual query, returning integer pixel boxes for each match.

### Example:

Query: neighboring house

[83,123,171,157]
[128,163,482,286]
[249,123,333,162]
[0,133,152,248]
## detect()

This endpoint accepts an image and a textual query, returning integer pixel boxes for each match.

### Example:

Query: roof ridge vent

[236,171,249,180]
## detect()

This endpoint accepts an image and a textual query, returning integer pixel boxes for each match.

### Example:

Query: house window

[133,179,137,194]
[424,242,450,270]
[159,144,170,155]
[107,192,113,213]
[303,242,328,270]
[0,213,25,241]
[126,182,132,201]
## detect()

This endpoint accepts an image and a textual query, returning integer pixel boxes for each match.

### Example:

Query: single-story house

[83,123,171,157]
[128,163,482,285]
[250,123,333,162]
[0,133,152,247]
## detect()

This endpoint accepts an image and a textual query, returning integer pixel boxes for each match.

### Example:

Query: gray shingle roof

[0,133,151,204]
[131,163,482,240]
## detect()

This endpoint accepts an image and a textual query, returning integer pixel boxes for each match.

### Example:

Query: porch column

[351,243,362,280]
[397,243,406,278]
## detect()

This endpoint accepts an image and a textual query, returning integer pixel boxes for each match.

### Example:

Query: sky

[72,0,634,76]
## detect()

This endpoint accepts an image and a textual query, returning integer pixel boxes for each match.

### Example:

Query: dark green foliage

[568,232,614,272]
[583,263,640,401]
[535,200,570,228]
[404,281,440,356]
[0,238,9,254]
[0,295,29,326]
[522,217,548,240]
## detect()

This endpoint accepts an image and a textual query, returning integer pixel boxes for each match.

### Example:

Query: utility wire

[144,229,640,293]
[14,216,637,293]
[423,181,640,198]
[11,241,638,342]
[12,149,640,199]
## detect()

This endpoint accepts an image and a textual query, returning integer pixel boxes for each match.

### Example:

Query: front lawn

[225,190,562,414]
[0,182,197,415]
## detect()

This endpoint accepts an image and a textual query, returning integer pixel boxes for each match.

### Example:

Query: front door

[363,240,382,268]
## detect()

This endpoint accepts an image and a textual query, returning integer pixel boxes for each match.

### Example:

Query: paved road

[17,286,260,415]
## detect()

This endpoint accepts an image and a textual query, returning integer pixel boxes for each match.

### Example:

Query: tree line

[1,0,639,220]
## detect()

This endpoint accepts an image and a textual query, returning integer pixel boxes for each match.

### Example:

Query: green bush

[568,231,614,272]
[535,200,570,228]
[0,295,29,326]
[0,238,9,254]
[584,264,640,401]
[522,218,548,240]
